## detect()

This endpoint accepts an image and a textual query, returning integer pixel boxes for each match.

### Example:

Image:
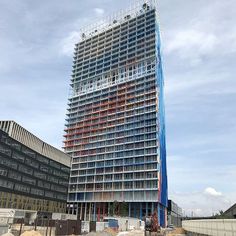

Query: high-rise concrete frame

[64,0,168,227]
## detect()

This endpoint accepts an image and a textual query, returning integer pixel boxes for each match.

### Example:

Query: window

[61,166,70,173]
[0,167,7,176]
[114,182,122,189]
[38,180,50,189]
[134,172,144,179]
[25,158,39,168]
[95,175,103,182]
[53,169,64,177]
[104,183,112,190]
[0,143,11,156]
[45,191,55,198]
[18,164,33,175]
[22,175,36,185]
[80,163,87,168]
[8,171,21,180]
[51,184,66,192]
[124,158,133,165]
[50,160,60,169]
[34,170,46,180]
[105,160,113,166]
[135,157,144,164]
[0,156,17,169]
[57,194,66,201]
[47,175,58,184]
[124,182,133,189]
[146,171,157,179]
[40,164,51,173]
[1,135,21,150]
[134,181,144,189]
[37,155,49,164]
[14,183,30,193]
[31,188,44,196]
[146,163,157,170]
[124,173,133,180]
[22,146,36,158]
[88,162,95,168]
[12,152,25,162]
[145,148,157,155]
[0,179,14,189]
[146,180,158,188]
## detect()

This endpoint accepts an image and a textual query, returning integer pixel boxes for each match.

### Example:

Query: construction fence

[182,219,236,236]
[1,218,101,236]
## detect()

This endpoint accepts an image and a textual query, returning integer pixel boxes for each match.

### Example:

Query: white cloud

[169,187,232,217]
[204,187,222,197]
[60,31,80,56]
[93,8,105,16]
[165,29,218,64]
[165,74,210,95]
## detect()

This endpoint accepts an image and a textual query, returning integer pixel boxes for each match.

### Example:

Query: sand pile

[20,230,42,236]
[86,229,116,236]
[166,227,186,235]
[1,233,15,236]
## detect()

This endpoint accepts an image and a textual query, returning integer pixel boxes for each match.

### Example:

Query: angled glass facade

[0,129,70,212]
[64,1,167,226]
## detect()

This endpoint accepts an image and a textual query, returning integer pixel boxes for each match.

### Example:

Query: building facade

[223,203,236,219]
[167,200,182,227]
[0,121,71,213]
[64,0,168,226]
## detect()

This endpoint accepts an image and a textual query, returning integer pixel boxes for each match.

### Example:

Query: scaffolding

[64,0,167,227]
[79,0,158,42]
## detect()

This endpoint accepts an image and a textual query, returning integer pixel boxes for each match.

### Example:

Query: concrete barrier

[81,221,90,233]
[182,219,236,236]
[104,217,143,231]
[96,222,106,231]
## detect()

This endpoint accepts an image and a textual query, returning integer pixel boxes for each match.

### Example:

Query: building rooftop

[224,203,236,216]
[78,0,157,43]
[0,120,71,167]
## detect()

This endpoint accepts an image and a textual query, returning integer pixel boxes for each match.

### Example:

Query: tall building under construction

[64,0,168,226]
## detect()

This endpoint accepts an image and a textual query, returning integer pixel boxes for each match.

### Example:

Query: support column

[84,202,87,221]
[146,202,148,216]
[93,203,96,221]
[128,203,131,217]
[103,202,105,219]
[98,203,101,222]
[151,202,154,214]
[88,203,91,221]
[80,203,83,220]
[76,203,79,219]
[139,203,142,220]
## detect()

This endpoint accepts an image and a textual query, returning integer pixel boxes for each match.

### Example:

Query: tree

[120,202,129,217]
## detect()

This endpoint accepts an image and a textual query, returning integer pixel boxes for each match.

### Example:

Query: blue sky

[0,0,235,216]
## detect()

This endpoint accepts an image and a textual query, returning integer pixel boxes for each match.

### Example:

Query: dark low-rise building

[0,120,71,213]
[167,200,182,227]
[223,203,236,219]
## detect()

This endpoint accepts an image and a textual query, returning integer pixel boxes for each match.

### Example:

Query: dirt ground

[165,227,186,236]
[20,230,42,236]
[117,229,186,236]
[117,231,166,236]
[117,230,144,236]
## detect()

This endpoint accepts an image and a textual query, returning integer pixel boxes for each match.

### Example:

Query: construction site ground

[86,228,186,236]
